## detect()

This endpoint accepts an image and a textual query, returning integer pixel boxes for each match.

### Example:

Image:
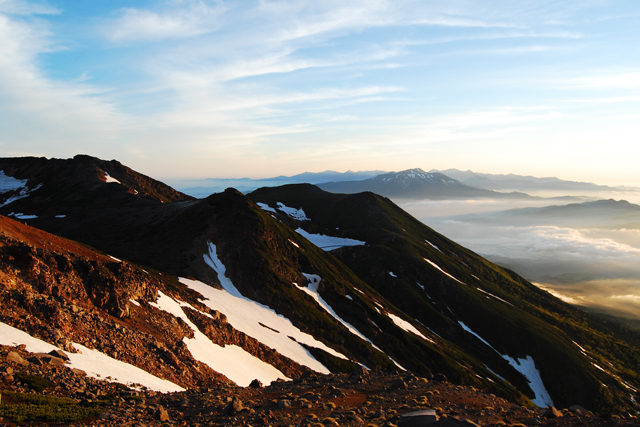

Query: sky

[1,0,639,184]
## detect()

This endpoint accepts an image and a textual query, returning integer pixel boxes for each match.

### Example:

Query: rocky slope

[1,344,637,426]
[0,215,313,389]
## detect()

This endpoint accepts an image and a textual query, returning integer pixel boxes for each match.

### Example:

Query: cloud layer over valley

[404,198,640,320]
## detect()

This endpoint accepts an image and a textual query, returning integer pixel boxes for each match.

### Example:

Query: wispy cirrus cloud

[0,0,59,15]
[108,1,227,41]
[0,2,125,157]
[556,72,640,89]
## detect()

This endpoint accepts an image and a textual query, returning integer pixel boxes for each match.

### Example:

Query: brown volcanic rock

[0,214,241,388]
[1,362,623,427]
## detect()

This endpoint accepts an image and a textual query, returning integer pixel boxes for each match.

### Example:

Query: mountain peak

[373,169,459,186]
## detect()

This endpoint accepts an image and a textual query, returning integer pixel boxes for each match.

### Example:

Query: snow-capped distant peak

[376,168,458,186]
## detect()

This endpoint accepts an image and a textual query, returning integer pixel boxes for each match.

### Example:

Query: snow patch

[0,322,184,393]
[458,321,499,353]
[256,202,276,213]
[296,228,365,251]
[423,258,465,284]
[277,202,309,220]
[0,171,28,193]
[296,273,406,370]
[297,273,377,348]
[345,295,353,300]
[11,213,37,219]
[129,299,140,307]
[388,313,434,344]
[109,255,122,263]
[55,215,66,218]
[197,243,347,372]
[476,288,513,306]
[458,321,554,407]
[288,239,300,249]
[425,240,442,252]
[503,355,554,408]
[150,291,288,386]
[389,271,397,278]
[104,172,121,184]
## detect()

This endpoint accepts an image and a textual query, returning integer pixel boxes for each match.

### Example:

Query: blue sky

[1,0,639,184]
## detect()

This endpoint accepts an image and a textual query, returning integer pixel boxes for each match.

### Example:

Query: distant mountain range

[1,155,639,412]
[449,199,640,229]
[431,169,639,194]
[172,170,385,197]
[173,167,637,200]
[317,168,532,200]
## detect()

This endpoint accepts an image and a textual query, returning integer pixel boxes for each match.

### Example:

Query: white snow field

[256,202,276,213]
[423,258,465,285]
[388,313,435,344]
[0,171,28,193]
[11,213,38,219]
[425,240,442,252]
[150,291,288,387]
[104,171,121,184]
[476,288,513,306]
[295,228,365,251]
[458,321,554,407]
[194,243,350,373]
[0,171,40,207]
[0,322,184,393]
[276,202,309,220]
[292,273,407,371]
[502,355,554,408]
[296,273,378,349]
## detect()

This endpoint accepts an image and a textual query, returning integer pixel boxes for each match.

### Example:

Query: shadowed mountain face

[0,156,639,413]
[316,168,531,200]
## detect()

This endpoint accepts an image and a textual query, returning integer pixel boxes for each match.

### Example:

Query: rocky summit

[0,155,639,425]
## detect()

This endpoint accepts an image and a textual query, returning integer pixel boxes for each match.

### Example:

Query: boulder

[398,409,439,426]
[542,407,563,418]
[49,349,70,360]
[28,353,65,366]
[224,398,245,415]
[6,351,28,366]
[153,405,170,421]
[278,399,292,409]
[569,405,587,415]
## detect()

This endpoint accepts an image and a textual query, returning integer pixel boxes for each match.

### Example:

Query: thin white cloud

[0,7,126,156]
[0,0,59,15]
[558,72,640,89]
[109,1,227,41]
[562,95,640,103]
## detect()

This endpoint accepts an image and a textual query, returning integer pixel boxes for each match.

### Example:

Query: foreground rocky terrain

[2,344,638,427]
